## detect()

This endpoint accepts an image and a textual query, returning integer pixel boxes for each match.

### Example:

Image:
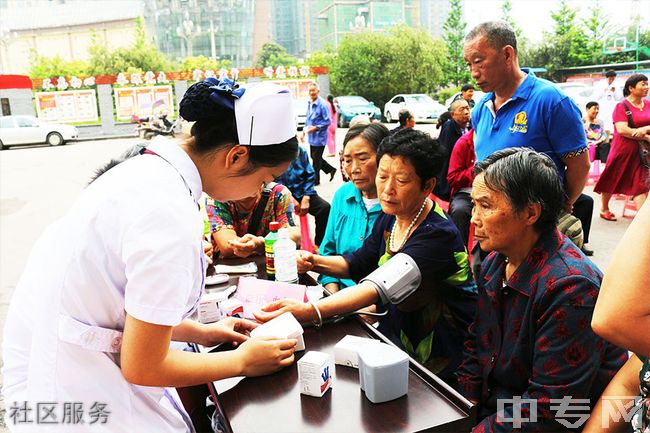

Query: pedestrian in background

[326,94,337,156]
[595,73,650,220]
[302,82,336,184]
[276,146,331,246]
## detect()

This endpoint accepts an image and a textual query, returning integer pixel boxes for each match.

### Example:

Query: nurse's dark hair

[376,129,444,189]
[466,21,518,55]
[622,73,648,97]
[473,147,564,232]
[342,123,389,153]
[179,79,298,171]
[88,143,147,184]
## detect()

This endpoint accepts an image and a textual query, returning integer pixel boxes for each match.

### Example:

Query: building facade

[419,0,458,40]
[316,0,419,49]
[0,0,141,74]
[142,0,261,68]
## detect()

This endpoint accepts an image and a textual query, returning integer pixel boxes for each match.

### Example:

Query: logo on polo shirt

[510,111,528,133]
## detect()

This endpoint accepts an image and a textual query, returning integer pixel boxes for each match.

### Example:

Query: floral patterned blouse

[633,356,650,433]
[205,183,295,238]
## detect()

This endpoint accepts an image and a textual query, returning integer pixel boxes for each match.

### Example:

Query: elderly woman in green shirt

[318,123,389,292]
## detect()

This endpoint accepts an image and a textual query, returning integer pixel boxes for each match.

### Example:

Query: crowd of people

[2,19,649,433]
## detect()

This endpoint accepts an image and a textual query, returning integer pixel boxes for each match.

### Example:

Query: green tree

[549,1,591,67]
[29,51,88,79]
[500,0,522,40]
[442,0,471,86]
[303,47,336,68]
[329,25,446,109]
[255,42,298,68]
[87,17,171,76]
[582,1,610,64]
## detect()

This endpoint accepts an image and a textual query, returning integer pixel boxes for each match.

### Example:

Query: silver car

[0,115,79,150]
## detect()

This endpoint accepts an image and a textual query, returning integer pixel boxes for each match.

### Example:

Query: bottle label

[265,243,275,277]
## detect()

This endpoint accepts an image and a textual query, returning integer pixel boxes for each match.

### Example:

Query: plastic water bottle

[273,228,298,283]
[264,221,280,279]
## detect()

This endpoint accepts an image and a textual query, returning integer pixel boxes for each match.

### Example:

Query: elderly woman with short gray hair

[457,147,627,432]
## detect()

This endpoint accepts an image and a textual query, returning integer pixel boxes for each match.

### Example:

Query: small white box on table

[249,312,305,351]
[297,351,333,397]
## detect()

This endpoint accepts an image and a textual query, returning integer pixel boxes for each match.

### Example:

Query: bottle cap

[269,221,280,231]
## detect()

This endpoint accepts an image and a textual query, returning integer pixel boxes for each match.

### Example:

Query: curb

[76,134,140,142]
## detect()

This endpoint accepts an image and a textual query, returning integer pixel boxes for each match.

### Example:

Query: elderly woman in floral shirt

[457,148,627,433]
[206,182,298,258]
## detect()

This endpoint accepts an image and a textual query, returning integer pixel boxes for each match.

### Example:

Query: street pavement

[0,123,635,430]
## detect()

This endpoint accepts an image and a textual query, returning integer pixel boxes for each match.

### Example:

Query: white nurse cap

[235,82,297,146]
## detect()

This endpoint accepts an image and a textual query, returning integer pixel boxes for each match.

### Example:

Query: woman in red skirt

[595,74,650,220]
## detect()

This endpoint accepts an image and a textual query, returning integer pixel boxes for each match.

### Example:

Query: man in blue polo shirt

[463,21,594,256]
[303,82,336,185]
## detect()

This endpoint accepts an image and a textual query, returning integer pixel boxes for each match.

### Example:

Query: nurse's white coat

[3,137,205,432]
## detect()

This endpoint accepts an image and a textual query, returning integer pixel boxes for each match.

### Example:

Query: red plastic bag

[299,214,315,253]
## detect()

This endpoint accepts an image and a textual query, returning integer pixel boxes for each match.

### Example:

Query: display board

[114,85,173,120]
[35,89,98,122]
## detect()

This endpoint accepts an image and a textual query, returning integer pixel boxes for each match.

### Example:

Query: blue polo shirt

[472,70,587,178]
[305,96,331,147]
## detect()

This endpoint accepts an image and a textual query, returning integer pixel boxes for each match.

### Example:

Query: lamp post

[176,11,201,58]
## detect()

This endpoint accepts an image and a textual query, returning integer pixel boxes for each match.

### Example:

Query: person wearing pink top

[326,94,337,156]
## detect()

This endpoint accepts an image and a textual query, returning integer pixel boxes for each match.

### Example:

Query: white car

[384,94,446,123]
[554,82,597,114]
[0,115,79,149]
[293,99,308,131]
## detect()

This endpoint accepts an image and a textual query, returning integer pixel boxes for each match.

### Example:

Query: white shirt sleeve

[121,205,201,327]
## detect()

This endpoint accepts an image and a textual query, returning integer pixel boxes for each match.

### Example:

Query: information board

[35,89,99,122]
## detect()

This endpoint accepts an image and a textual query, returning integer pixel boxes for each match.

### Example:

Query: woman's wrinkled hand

[296,250,315,273]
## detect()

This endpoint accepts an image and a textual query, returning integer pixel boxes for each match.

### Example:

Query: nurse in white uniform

[2,78,299,432]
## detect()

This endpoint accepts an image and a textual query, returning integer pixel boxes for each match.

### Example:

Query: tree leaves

[254,42,298,68]
[442,0,470,87]
[329,25,446,109]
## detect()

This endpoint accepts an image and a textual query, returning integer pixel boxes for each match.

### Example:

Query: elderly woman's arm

[592,201,650,358]
[297,251,351,278]
[205,198,240,258]
[255,280,380,323]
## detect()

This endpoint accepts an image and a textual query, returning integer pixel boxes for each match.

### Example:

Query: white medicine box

[197,292,223,324]
[298,351,333,397]
[249,312,305,351]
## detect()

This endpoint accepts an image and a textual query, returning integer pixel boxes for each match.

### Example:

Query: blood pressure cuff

[360,253,422,305]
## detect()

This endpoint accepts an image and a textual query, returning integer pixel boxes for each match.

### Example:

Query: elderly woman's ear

[424,177,436,193]
[522,202,542,227]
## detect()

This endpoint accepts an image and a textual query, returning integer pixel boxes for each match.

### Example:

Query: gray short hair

[474,147,564,232]
[450,99,469,112]
[466,21,518,55]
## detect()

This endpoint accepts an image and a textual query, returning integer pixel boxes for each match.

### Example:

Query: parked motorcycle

[138,114,179,140]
